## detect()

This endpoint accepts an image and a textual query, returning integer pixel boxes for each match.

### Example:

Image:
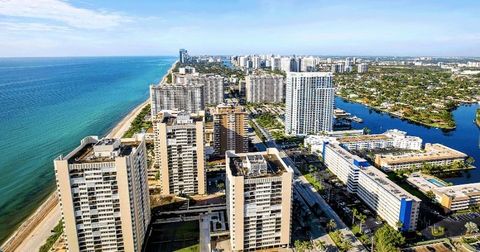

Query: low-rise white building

[337,129,422,151]
[323,142,421,231]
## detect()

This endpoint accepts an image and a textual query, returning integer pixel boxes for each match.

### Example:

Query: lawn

[123,104,152,138]
[145,221,199,252]
[304,173,323,191]
[39,221,63,252]
[175,244,199,252]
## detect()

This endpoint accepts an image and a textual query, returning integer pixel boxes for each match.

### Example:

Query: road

[250,119,367,252]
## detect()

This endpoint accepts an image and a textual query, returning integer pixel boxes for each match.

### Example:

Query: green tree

[327,219,337,232]
[352,208,359,225]
[373,224,406,252]
[313,240,326,251]
[358,214,367,233]
[466,156,475,166]
[465,221,479,234]
[426,190,436,201]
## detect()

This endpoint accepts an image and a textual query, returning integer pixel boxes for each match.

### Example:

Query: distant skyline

[0,0,479,57]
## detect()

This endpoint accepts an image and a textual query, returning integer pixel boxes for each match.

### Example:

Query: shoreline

[337,95,457,130]
[0,60,177,252]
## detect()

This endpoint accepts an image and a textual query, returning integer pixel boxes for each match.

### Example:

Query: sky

[0,0,479,57]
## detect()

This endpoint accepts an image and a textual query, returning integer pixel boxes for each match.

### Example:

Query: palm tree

[396,221,404,231]
[313,240,326,251]
[341,239,353,251]
[465,222,479,234]
[327,219,337,232]
[466,156,475,166]
[294,240,304,252]
[352,208,359,225]
[359,214,367,233]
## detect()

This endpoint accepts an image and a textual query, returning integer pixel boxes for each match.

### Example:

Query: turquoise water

[0,56,175,243]
[427,178,447,187]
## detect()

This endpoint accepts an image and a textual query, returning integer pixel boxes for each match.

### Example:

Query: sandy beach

[0,61,177,252]
[0,99,150,252]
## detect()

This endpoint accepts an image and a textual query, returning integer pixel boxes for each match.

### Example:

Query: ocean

[0,56,176,243]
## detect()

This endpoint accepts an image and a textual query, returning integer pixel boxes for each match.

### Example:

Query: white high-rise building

[271,57,281,71]
[331,63,345,73]
[226,148,293,251]
[252,56,261,69]
[239,56,247,68]
[300,56,316,72]
[285,72,334,135]
[173,73,224,106]
[153,111,206,195]
[54,135,151,252]
[358,63,369,73]
[280,57,292,72]
[150,83,204,117]
[245,74,284,103]
[179,49,188,64]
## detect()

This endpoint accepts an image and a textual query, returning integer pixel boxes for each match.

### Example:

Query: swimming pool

[428,178,447,187]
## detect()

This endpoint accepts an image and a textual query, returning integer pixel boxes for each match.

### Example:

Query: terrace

[229,153,286,178]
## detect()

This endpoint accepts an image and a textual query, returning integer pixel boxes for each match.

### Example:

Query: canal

[335,97,480,184]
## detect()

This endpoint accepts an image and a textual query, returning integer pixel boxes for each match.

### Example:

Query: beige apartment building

[213,103,248,155]
[375,143,468,171]
[153,110,206,195]
[407,173,480,212]
[54,135,150,252]
[225,148,293,251]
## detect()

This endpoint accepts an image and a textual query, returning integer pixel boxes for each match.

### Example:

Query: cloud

[0,21,71,32]
[0,0,128,29]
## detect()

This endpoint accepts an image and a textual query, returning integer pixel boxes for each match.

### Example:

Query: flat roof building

[407,173,480,212]
[245,74,284,104]
[375,143,467,171]
[226,148,293,251]
[213,103,248,155]
[153,111,206,195]
[322,142,421,231]
[173,73,224,106]
[285,72,334,135]
[54,135,150,252]
[150,83,204,117]
[338,129,422,151]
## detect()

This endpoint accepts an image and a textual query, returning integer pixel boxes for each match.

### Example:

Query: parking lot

[421,212,480,239]
[404,242,455,252]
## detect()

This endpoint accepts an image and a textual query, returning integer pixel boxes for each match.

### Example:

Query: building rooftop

[214,103,246,114]
[360,165,421,201]
[436,183,480,200]
[287,72,333,77]
[228,151,287,178]
[407,173,480,200]
[155,110,204,125]
[338,134,390,143]
[62,136,141,164]
[376,143,467,165]
[328,143,420,201]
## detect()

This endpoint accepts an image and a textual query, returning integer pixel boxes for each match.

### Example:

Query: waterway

[335,97,480,184]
